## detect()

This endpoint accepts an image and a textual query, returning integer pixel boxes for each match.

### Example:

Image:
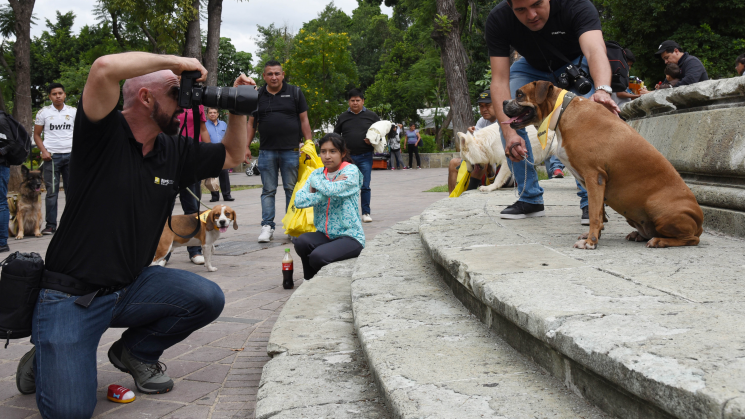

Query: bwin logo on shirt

[49,123,72,130]
[154,177,174,186]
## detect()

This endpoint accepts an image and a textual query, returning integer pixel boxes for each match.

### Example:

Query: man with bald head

[14,52,255,418]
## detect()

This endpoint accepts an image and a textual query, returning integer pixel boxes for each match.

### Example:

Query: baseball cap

[476,90,492,103]
[655,40,681,55]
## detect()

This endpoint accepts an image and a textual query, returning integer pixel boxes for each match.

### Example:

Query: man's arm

[299,111,312,141]
[33,125,52,161]
[200,122,211,143]
[490,56,526,162]
[83,52,207,123]
[221,74,255,169]
[245,116,255,162]
[578,30,619,114]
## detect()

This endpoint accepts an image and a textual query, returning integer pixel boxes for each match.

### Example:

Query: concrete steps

[255,260,389,419]
[351,217,608,418]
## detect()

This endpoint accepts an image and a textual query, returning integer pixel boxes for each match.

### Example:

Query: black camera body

[178,71,258,116]
[556,64,592,95]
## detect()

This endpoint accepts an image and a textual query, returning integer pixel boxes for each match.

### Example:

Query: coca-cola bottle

[282,249,294,289]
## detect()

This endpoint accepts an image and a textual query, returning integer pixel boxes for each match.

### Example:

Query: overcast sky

[28,0,393,68]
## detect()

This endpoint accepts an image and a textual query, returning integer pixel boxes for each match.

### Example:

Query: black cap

[476,90,492,103]
[655,40,681,55]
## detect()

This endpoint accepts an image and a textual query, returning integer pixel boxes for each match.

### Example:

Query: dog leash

[184,186,214,212]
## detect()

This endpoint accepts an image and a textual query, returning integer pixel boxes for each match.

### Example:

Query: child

[657,63,682,89]
[293,133,365,279]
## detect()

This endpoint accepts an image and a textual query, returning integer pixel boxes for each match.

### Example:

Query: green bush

[418,134,437,153]
[249,141,260,159]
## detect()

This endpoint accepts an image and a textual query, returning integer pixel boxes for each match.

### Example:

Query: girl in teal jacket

[294,133,365,279]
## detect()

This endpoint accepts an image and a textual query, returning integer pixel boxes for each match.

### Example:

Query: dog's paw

[626,231,647,242]
[578,232,589,240]
[477,185,492,193]
[14,235,23,240]
[34,233,42,237]
[206,266,218,272]
[573,239,597,250]
[646,238,668,248]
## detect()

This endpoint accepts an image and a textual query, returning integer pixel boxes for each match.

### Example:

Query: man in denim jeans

[334,89,380,223]
[247,60,312,243]
[34,83,76,235]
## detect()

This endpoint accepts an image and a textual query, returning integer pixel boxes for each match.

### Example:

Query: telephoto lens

[203,86,258,116]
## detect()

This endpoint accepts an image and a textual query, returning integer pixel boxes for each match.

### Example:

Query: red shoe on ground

[108,385,136,403]
[553,169,564,178]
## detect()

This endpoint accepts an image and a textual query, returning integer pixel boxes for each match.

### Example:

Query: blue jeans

[0,165,8,247]
[501,56,590,208]
[42,153,71,229]
[258,149,299,229]
[545,155,565,178]
[32,266,225,418]
[350,152,373,215]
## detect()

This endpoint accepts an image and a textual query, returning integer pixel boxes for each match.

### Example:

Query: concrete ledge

[256,260,389,419]
[351,217,608,418]
[419,180,745,419]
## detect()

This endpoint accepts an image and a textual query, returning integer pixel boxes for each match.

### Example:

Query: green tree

[592,0,745,82]
[217,37,253,86]
[254,23,295,70]
[284,28,358,130]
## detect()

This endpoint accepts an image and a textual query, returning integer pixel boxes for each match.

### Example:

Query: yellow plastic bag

[282,140,324,237]
[449,162,493,198]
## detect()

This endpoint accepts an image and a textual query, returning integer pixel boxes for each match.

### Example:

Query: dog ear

[21,165,29,177]
[231,209,238,230]
[205,209,215,231]
[535,81,553,105]
[459,132,468,150]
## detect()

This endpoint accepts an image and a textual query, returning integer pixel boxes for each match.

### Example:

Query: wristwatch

[596,85,613,94]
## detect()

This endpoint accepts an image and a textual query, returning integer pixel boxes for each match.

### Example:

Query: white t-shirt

[35,104,77,153]
[474,117,496,132]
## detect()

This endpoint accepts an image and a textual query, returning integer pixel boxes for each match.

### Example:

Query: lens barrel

[202,86,258,116]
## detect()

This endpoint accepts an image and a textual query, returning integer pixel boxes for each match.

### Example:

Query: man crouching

[15,52,254,418]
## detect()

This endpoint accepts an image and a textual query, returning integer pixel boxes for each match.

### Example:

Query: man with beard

[14,52,254,418]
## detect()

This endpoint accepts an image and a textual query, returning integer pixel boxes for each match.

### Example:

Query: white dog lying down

[458,123,557,192]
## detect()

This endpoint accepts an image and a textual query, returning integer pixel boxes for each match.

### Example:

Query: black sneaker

[500,201,545,219]
[581,206,590,225]
[16,346,36,395]
[108,340,174,394]
[41,227,55,235]
[0,245,9,253]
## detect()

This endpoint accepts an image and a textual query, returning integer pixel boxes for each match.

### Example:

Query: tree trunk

[8,0,36,193]
[431,0,472,152]
[183,0,202,61]
[205,0,223,86]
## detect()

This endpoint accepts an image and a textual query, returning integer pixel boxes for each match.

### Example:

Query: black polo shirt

[252,81,308,150]
[333,108,380,155]
[44,101,225,288]
[485,0,601,72]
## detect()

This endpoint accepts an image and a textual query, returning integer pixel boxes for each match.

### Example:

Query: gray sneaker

[108,340,174,394]
[16,346,36,395]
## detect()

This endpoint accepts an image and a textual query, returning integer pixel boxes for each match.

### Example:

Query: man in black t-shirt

[16,52,255,418]
[334,88,380,222]
[247,60,312,243]
[485,0,619,223]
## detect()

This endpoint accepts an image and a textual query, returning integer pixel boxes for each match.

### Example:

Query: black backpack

[606,41,630,93]
[0,111,31,166]
[0,252,45,347]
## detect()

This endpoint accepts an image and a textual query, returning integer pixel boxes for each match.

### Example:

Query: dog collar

[537,90,576,149]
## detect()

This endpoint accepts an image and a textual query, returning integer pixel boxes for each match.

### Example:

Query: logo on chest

[154,177,174,186]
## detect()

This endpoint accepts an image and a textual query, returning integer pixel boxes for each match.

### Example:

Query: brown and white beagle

[152,205,238,271]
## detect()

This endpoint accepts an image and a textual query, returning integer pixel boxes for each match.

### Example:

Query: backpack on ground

[0,111,31,166]
[606,41,630,93]
[0,252,45,347]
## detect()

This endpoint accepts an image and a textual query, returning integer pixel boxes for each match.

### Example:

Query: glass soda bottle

[282,249,294,289]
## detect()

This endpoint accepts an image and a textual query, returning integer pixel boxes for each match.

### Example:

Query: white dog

[457,123,557,192]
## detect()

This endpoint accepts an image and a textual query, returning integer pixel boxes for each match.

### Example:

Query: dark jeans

[42,153,71,229]
[407,144,421,167]
[31,266,225,418]
[294,232,363,279]
[389,149,404,169]
[179,182,202,257]
[350,152,373,215]
[218,169,231,197]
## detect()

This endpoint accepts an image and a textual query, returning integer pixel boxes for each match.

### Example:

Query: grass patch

[425,184,450,193]
[201,184,262,194]
[537,170,549,181]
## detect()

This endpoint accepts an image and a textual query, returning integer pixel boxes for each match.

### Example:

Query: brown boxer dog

[503,80,703,249]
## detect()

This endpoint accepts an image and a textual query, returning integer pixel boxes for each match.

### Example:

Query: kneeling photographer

[15,52,256,418]
[485,0,620,223]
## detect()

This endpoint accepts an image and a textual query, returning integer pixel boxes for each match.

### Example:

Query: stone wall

[621,77,745,237]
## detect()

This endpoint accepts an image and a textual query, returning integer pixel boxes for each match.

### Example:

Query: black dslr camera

[178,70,258,115]
[556,64,592,95]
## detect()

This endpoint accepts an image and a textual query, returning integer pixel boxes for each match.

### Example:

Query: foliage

[249,141,260,158]
[254,23,295,71]
[216,37,252,86]
[284,28,358,130]
[418,134,437,153]
[424,184,449,192]
[592,0,745,82]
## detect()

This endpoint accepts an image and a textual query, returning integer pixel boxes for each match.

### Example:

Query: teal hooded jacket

[294,162,366,247]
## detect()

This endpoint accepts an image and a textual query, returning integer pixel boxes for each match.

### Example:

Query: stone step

[351,216,609,418]
[419,179,745,419]
[256,260,389,419]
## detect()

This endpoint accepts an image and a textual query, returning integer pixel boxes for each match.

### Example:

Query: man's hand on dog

[590,90,620,115]
[504,133,528,163]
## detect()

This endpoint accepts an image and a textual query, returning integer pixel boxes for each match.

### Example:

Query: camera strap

[166,106,203,240]
[529,32,583,75]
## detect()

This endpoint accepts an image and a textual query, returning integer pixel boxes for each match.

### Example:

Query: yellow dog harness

[536,89,576,149]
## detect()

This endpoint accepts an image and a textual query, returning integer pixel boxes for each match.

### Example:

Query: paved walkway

[0,167,450,418]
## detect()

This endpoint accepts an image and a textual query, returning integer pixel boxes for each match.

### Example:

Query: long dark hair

[318,133,354,163]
